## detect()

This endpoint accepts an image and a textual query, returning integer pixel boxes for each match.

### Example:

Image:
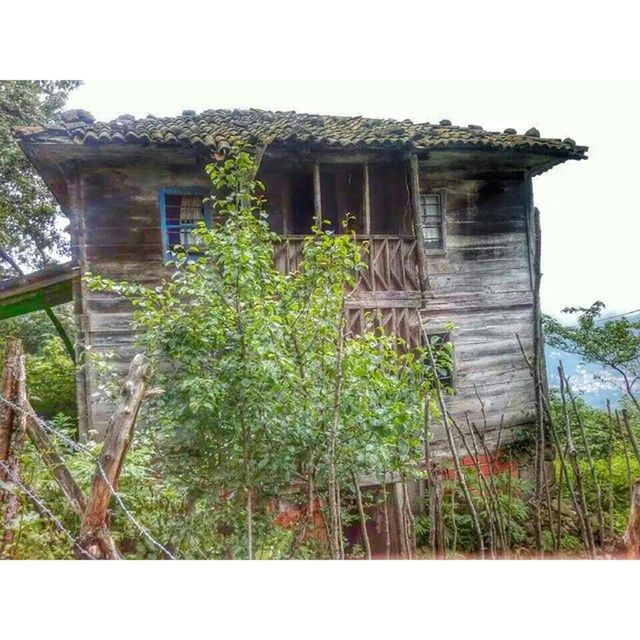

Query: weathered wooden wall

[72,154,209,432]
[71,152,536,452]
[419,169,535,449]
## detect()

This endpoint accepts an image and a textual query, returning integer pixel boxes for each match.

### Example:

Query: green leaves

[543,302,640,404]
[88,149,435,558]
[544,303,640,371]
[0,81,80,270]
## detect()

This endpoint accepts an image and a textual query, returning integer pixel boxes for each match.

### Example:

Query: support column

[313,160,322,228]
[409,153,430,293]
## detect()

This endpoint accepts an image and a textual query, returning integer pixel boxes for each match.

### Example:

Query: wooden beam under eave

[409,153,430,293]
[313,160,322,228]
[251,144,268,178]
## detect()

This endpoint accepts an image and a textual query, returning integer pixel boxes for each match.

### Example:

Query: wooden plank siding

[419,172,535,448]
[75,161,210,430]
[73,159,536,453]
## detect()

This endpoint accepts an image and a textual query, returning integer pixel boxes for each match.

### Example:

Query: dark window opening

[290,172,315,235]
[426,331,454,390]
[257,160,412,237]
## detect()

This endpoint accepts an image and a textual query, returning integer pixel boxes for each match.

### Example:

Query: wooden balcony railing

[345,305,422,350]
[274,235,422,295]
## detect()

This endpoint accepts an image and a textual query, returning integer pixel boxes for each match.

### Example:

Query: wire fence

[0,393,177,560]
[0,457,97,559]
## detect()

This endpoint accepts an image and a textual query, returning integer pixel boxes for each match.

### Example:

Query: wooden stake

[559,363,596,557]
[77,354,150,559]
[382,476,391,560]
[0,338,21,477]
[621,409,640,466]
[24,400,87,517]
[1,352,28,553]
[353,472,372,560]
[419,315,485,558]
[624,480,640,559]
[566,380,606,547]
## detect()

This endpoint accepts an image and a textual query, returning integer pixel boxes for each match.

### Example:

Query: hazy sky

[65,80,639,317]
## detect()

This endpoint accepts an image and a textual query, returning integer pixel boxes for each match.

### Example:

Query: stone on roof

[15,108,588,160]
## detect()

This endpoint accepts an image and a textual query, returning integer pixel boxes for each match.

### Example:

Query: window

[426,331,454,390]
[419,192,444,251]
[160,191,209,256]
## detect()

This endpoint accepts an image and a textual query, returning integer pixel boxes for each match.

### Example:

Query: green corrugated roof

[0,261,77,320]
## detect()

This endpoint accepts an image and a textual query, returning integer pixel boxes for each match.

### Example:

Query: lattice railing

[273,235,421,294]
[345,306,421,350]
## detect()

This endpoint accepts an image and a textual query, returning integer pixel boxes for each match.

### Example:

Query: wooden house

[10,108,587,460]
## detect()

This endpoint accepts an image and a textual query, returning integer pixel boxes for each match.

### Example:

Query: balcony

[274,234,423,349]
[274,234,422,296]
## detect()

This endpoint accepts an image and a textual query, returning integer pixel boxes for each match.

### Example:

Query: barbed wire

[0,394,177,560]
[0,458,97,560]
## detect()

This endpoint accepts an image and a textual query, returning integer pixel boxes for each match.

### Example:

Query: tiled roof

[16,108,588,160]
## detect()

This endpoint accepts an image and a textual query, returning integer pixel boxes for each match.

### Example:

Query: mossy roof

[15,108,587,161]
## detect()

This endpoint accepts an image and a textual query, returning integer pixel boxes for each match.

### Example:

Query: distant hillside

[545,346,622,408]
[544,310,639,408]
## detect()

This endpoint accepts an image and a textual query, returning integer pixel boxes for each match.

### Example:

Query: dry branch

[419,314,485,558]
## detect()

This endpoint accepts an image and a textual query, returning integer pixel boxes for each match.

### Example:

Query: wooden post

[409,154,430,293]
[352,472,372,560]
[24,401,87,517]
[313,160,322,228]
[0,337,21,476]
[77,354,150,559]
[363,162,371,236]
[0,338,22,553]
[624,480,640,559]
[1,350,28,553]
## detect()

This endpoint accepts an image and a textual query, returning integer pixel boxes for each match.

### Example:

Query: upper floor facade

[14,108,587,438]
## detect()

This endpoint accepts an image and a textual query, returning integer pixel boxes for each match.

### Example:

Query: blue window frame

[158,188,212,260]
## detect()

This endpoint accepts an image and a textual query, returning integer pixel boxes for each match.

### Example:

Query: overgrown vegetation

[2,152,639,560]
[0,306,76,418]
[1,150,444,559]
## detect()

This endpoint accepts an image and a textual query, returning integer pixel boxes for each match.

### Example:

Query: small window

[426,331,454,390]
[161,192,208,255]
[419,193,444,251]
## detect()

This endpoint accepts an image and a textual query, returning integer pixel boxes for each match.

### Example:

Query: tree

[88,150,436,559]
[0,305,76,418]
[0,80,81,272]
[544,302,640,413]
